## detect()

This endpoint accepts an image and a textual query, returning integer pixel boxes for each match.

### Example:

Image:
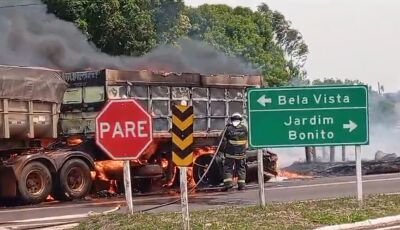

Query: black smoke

[0,3,257,75]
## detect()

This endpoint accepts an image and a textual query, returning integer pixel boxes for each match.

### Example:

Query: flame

[90,171,96,180]
[40,138,53,148]
[89,145,219,195]
[160,158,169,169]
[67,136,83,146]
[46,194,54,201]
[186,167,196,189]
[193,146,216,157]
[140,141,159,161]
[136,65,174,74]
[187,146,216,189]
[94,160,124,193]
[162,146,216,190]
[278,170,312,179]
[164,166,177,188]
[94,160,122,180]
[108,180,118,194]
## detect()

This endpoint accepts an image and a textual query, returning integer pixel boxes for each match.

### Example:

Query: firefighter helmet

[230,112,243,121]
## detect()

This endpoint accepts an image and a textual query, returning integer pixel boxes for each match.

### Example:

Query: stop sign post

[96,99,153,213]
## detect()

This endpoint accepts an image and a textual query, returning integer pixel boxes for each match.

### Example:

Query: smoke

[361,92,400,160]
[0,4,256,75]
[129,39,257,74]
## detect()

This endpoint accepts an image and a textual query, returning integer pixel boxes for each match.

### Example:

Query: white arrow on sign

[257,95,272,107]
[343,120,358,132]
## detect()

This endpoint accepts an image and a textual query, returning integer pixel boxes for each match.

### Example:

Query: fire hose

[137,125,228,213]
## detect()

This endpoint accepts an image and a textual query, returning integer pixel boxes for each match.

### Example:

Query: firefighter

[222,112,248,191]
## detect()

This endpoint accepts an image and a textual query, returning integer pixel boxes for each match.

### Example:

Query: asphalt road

[0,173,400,229]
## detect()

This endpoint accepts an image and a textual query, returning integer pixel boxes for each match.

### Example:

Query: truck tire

[18,161,52,204]
[193,154,223,186]
[132,164,163,178]
[54,159,92,201]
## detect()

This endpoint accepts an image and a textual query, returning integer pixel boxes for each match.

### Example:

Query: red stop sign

[95,99,153,160]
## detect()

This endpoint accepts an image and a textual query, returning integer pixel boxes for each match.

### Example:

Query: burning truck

[0,65,278,204]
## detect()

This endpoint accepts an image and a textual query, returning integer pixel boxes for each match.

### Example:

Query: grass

[75,194,400,230]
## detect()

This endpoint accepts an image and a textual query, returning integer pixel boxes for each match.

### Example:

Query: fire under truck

[0,65,278,204]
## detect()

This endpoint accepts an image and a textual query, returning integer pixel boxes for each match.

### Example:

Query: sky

[186,0,400,93]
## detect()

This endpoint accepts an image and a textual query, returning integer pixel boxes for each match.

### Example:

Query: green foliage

[76,194,400,230]
[44,0,88,23]
[43,1,308,85]
[258,4,309,81]
[186,4,297,86]
[151,0,191,44]
[43,0,156,56]
[84,0,156,56]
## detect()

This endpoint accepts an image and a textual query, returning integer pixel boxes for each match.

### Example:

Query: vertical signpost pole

[355,145,363,206]
[342,146,346,161]
[180,167,190,230]
[123,160,134,214]
[257,149,266,207]
[172,102,193,230]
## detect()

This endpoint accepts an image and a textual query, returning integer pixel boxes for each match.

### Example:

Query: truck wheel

[193,155,222,186]
[18,161,52,204]
[54,159,92,201]
[132,164,163,178]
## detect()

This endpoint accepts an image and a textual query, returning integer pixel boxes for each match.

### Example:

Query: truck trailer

[0,65,278,204]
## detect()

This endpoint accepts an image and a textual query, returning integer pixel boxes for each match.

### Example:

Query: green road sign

[247,85,369,148]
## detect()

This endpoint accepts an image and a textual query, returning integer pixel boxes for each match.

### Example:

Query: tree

[43,0,89,34]
[43,1,309,86]
[44,0,157,56]
[150,0,191,44]
[85,0,156,56]
[257,4,309,81]
[43,0,88,23]
[44,0,190,53]
[186,4,292,86]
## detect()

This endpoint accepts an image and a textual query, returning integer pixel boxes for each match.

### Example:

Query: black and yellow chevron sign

[172,105,194,166]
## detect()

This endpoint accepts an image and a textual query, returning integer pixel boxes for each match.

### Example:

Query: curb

[37,223,79,230]
[315,214,400,230]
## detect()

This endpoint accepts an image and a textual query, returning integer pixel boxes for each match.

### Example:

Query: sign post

[96,99,153,214]
[123,161,133,214]
[342,146,346,161]
[172,103,194,230]
[257,149,266,207]
[355,145,363,205]
[247,85,369,205]
[180,167,190,230]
